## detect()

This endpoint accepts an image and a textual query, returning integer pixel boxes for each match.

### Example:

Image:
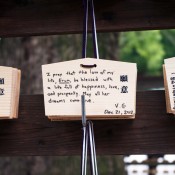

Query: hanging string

[90,0,99,59]
[82,0,99,59]
[82,0,88,58]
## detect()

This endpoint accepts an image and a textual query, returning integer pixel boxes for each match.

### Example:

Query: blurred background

[0,30,175,174]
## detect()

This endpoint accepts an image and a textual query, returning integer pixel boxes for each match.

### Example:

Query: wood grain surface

[0,90,175,155]
[1,0,175,37]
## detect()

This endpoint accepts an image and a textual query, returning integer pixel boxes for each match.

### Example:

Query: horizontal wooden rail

[1,0,175,37]
[0,90,175,156]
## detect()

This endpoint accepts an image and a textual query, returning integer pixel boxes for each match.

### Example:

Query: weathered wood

[0,90,175,155]
[1,0,175,37]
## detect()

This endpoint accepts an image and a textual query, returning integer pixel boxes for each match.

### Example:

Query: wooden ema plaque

[42,58,137,120]
[0,66,21,119]
[163,57,175,114]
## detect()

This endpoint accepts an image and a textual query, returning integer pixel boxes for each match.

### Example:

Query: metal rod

[81,95,87,175]
[88,121,98,175]
[89,121,98,175]
[81,95,98,175]
[81,126,88,175]
[81,95,86,127]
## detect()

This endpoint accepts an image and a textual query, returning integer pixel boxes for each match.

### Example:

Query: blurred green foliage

[160,30,175,58]
[119,30,175,76]
[119,30,165,76]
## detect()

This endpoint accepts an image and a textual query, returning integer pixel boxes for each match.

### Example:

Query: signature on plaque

[0,78,4,85]
[0,78,5,95]
[0,88,4,95]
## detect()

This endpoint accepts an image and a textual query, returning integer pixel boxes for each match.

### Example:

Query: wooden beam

[0,90,175,156]
[1,0,175,37]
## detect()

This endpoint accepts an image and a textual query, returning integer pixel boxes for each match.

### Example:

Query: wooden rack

[0,0,175,155]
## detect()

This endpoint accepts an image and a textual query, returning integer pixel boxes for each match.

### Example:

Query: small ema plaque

[0,66,21,119]
[42,58,137,120]
[163,57,175,114]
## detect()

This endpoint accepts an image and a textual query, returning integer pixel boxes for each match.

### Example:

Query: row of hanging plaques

[0,57,175,120]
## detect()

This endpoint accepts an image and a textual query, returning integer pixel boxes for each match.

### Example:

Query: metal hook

[81,95,88,175]
[88,121,98,175]
[81,95,98,175]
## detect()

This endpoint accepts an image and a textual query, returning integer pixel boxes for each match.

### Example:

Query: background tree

[119,30,165,76]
